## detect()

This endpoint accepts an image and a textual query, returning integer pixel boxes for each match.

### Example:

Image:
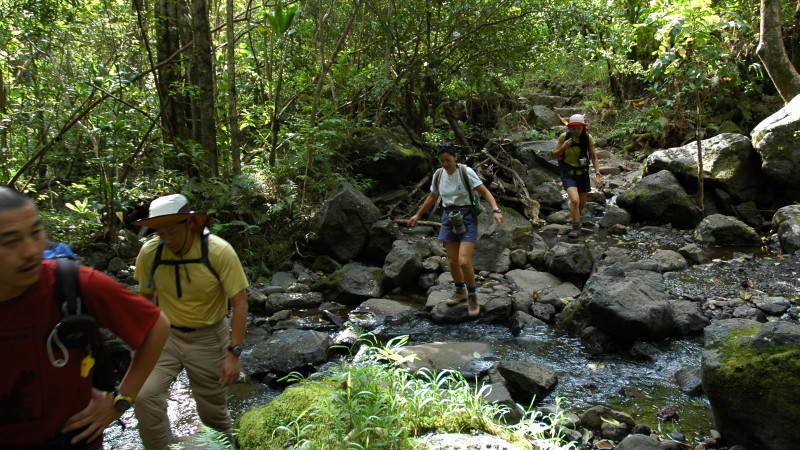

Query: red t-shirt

[0,259,162,447]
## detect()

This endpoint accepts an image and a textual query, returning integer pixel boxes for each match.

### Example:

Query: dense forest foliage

[1,0,798,273]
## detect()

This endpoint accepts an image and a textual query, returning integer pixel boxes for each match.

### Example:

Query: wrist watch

[228,344,244,357]
[113,389,134,413]
[492,208,502,214]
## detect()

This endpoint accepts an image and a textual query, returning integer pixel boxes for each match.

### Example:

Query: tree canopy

[0,0,796,269]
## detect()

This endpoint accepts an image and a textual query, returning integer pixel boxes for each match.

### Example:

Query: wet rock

[509,310,547,336]
[579,405,635,430]
[732,304,766,322]
[656,405,680,421]
[397,341,491,374]
[314,262,384,304]
[629,341,660,360]
[772,205,800,254]
[545,241,595,279]
[537,282,580,312]
[702,319,800,450]
[506,269,563,293]
[693,214,761,246]
[243,328,333,377]
[348,298,417,330]
[580,262,676,342]
[651,249,688,272]
[417,433,525,450]
[262,292,325,315]
[752,295,791,316]
[514,139,560,172]
[617,170,703,228]
[495,360,558,406]
[479,379,525,423]
[674,365,703,396]
[598,204,631,228]
[530,302,557,323]
[669,300,710,336]
[580,325,620,354]
[510,248,527,268]
[612,433,661,449]
[473,226,512,273]
[678,243,711,264]
[600,420,630,441]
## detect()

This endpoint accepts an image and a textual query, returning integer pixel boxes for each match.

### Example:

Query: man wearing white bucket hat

[132,194,249,448]
[552,114,602,238]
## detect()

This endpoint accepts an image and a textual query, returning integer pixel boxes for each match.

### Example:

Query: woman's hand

[408,215,420,227]
[492,211,503,226]
[593,174,602,188]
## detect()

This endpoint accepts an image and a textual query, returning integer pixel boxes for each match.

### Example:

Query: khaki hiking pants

[134,319,231,449]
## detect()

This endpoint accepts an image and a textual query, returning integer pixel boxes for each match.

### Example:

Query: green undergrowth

[234,334,578,449]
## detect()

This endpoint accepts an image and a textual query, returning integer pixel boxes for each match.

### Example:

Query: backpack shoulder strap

[54,257,82,315]
[459,164,481,217]
[147,241,165,289]
[201,231,221,281]
[432,168,443,193]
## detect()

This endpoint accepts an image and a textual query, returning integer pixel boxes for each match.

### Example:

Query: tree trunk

[191,0,218,177]
[757,0,800,102]
[155,0,195,174]
[226,0,241,176]
[1,67,7,182]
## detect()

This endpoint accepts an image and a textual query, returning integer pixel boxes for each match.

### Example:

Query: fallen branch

[482,144,543,225]
[392,219,441,227]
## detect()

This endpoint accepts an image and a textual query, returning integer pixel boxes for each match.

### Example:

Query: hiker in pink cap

[552,114,602,238]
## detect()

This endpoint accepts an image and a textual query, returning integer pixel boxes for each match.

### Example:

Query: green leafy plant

[168,424,234,449]
[263,333,578,449]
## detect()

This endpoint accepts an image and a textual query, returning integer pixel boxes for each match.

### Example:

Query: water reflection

[103,371,283,448]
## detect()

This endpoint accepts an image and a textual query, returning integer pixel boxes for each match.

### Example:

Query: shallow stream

[104,225,799,448]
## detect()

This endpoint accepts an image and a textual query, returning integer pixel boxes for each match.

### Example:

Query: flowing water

[104,224,799,447]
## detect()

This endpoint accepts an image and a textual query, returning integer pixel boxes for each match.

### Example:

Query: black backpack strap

[54,257,82,315]
[200,231,221,281]
[458,164,481,217]
[147,241,164,290]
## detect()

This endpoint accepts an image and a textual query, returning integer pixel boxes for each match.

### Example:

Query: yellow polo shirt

[134,233,249,328]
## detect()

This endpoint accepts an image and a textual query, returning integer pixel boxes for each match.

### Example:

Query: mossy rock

[235,380,337,449]
[702,320,800,449]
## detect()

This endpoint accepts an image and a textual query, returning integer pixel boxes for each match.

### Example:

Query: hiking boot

[446,287,467,305]
[567,228,581,238]
[467,292,480,317]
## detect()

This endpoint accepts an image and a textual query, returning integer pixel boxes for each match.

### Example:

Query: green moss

[235,381,337,449]
[709,326,800,421]
[311,270,344,292]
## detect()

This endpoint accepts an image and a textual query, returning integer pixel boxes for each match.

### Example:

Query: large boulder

[579,261,676,342]
[616,170,702,228]
[309,182,381,261]
[751,94,800,196]
[347,128,432,189]
[772,205,800,254]
[692,214,761,246]
[314,262,384,304]
[473,225,512,273]
[702,319,800,450]
[242,328,333,377]
[513,140,560,172]
[382,240,423,288]
[643,133,763,203]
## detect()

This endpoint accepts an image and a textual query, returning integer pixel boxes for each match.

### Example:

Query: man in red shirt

[0,186,170,448]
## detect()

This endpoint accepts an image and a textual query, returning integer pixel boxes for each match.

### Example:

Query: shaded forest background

[2,0,799,275]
